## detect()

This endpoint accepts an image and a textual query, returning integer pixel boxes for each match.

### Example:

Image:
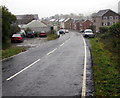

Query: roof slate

[96,9,110,16]
[23,20,47,28]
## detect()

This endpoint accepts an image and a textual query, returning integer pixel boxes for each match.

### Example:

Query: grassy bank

[1,46,27,60]
[90,35,120,96]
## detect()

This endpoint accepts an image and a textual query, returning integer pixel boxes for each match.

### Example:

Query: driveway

[12,37,47,49]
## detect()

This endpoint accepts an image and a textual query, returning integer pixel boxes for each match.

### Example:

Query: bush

[99,26,109,33]
[109,22,120,37]
[47,33,59,40]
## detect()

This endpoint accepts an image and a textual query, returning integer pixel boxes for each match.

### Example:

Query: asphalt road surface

[2,31,94,97]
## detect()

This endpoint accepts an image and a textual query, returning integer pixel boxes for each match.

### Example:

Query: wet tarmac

[2,31,94,97]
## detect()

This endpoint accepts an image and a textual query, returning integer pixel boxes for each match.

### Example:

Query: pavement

[2,31,94,97]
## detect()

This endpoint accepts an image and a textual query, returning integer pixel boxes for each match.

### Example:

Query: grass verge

[90,36,120,97]
[47,33,59,41]
[1,46,27,60]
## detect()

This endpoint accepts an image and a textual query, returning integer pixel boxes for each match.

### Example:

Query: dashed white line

[6,59,41,81]
[60,38,70,47]
[60,43,65,47]
[81,35,87,97]
[6,38,71,81]
[47,48,57,55]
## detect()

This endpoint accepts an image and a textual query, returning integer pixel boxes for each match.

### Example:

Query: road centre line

[47,48,57,55]
[6,59,41,81]
[6,38,71,81]
[60,38,70,47]
[81,35,87,97]
[60,43,65,47]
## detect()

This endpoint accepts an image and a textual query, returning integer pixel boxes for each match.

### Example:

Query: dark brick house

[81,20,93,30]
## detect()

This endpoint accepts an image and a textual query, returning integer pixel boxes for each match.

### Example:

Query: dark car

[39,31,47,37]
[59,29,65,34]
[33,32,38,37]
[11,34,24,43]
[80,29,84,33]
[26,31,35,38]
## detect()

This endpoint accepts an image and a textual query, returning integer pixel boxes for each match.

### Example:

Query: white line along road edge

[6,59,41,81]
[81,35,87,97]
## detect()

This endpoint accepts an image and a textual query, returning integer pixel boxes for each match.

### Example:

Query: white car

[65,30,69,33]
[83,29,95,38]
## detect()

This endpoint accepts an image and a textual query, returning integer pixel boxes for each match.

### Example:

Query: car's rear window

[12,34,21,37]
[27,32,33,34]
[85,31,92,33]
[41,31,46,33]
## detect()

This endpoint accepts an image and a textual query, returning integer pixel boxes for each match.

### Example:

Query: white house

[21,20,50,32]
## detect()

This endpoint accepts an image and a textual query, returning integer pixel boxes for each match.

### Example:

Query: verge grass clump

[2,46,26,59]
[90,35,120,96]
[47,33,59,41]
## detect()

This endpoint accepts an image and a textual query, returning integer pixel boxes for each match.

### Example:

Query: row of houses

[50,18,93,31]
[49,9,120,32]
[15,9,120,33]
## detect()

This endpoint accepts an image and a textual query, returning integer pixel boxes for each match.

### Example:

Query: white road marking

[47,48,57,55]
[6,38,71,81]
[81,35,87,97]
[6,59,41,81]
[60,43,65,47]
[60,38,70,47]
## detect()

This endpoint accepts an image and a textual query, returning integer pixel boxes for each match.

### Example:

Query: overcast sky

[1,0,120,18]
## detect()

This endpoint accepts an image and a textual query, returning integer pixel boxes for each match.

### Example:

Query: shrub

[99,26,109,33]
[109,22,120,37]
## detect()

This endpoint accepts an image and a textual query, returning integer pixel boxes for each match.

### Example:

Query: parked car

[65,30,69,33]
[39,31,47,37]
[83,29,95,38]
[16,30,26,37]
[56,31,60,38]
[26,31,35,38]
[59,29,65,34]
[11,34,24,43]
[33,31,38,37]
[80,29,84,33]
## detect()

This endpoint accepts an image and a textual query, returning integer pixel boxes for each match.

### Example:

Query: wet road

[2,31,94,97]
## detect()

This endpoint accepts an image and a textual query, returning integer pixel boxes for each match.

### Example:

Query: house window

[102,22,104,26]
[107,22,110,26]
[103,16,108,20]
[80,24,82,26]
[115,16,119,19]
[103,22,108,26]
[109,22,114,26]
[109,16,113,20]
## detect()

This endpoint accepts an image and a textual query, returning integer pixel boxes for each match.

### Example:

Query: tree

[2,6,16,49]
[10,24,20,36]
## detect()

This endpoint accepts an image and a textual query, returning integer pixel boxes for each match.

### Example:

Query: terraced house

[92,9,120,32]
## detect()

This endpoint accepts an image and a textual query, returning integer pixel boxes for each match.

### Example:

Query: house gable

[102,10,120,19]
